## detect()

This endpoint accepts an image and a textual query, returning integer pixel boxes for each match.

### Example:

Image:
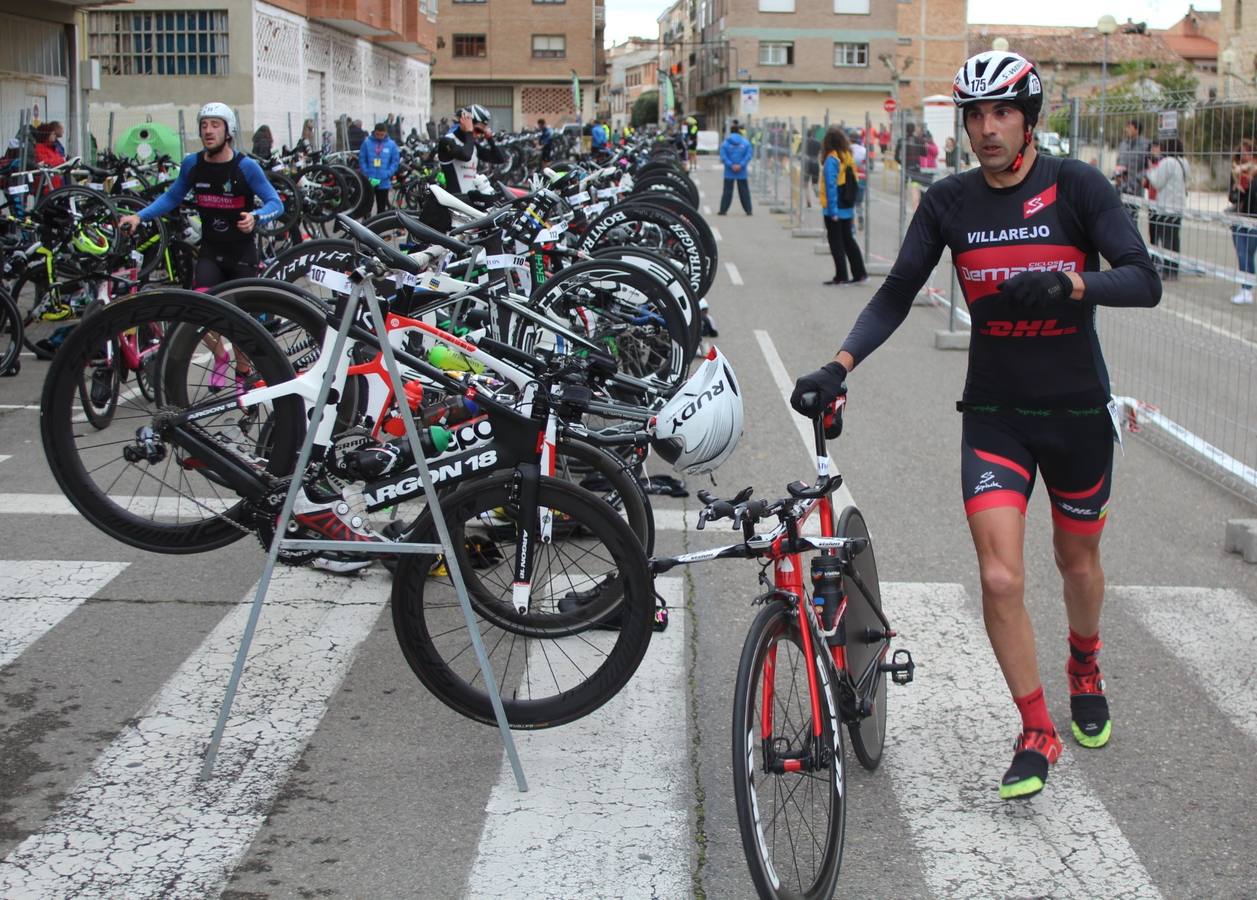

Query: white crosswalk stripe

[0,561,129,667]
[466,577,689,898]
[883,582,1162,899]
[1113,585,1257,745]
[0,493,235,516]
[0,567,391,899]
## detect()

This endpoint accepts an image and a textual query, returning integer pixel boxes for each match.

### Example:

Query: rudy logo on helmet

[651,346,744,475]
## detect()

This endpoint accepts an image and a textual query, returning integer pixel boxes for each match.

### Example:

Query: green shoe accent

[1000,775,1046,800]
[1071,718,1112,748]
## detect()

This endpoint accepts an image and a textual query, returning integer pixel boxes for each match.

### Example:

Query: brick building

[663,0,898,132]
[1156,6,1219,98]
[85,0,436,152]
[892,0,968,111]
[431,0,604,131]
[602,37,657,128]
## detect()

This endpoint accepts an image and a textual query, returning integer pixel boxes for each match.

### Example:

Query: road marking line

[0,455,10,464]
[711,226,722,242]
[1115,585,1257,744]
[0,405,39,411]
[753,330,856,511]
[725,262,743,285]
[0,567,391,898]
[0,493,236,516]
[703,204,712,215]
[466,577,689,899]
[0,561,129,668]
[883,581,1162,900]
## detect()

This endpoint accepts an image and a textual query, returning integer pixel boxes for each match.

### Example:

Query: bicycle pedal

[881,648,915,685]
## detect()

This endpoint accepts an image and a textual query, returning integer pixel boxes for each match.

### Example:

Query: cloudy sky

[604,0,1221,47]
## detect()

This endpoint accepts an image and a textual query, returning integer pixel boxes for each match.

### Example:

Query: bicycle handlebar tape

[810,556,846,644]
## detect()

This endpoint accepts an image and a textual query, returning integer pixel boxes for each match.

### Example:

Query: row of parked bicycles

[5,126,910,899]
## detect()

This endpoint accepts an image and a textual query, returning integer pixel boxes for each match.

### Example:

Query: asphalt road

[0,160,1255,899]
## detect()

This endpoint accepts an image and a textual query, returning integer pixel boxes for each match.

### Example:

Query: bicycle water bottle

[810,556,846,647]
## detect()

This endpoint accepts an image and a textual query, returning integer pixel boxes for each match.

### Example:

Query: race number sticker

[309,265,353,295]
[1107,398,1125,455]
[536,221,568,242]
[565,191,590,205]
[485,254,528,271]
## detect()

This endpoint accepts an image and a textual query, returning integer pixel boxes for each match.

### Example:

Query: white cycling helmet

[651,346,744,475]
[197,102,238,141]
[952,51,1043,128]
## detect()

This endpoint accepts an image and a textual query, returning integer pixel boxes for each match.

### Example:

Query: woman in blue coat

[359,122,400,214]
[818,126,867,284]
[718,122,753,215]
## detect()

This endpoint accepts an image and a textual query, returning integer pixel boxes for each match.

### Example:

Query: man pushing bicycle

[792,51,1161,799]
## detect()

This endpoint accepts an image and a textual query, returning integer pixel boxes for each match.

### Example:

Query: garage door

[454,85,513,131]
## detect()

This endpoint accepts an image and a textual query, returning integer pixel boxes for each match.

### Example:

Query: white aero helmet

[197,102,238,141]
[651,346,744,475]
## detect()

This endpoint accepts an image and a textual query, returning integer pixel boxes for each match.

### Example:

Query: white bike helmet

[952,51,1043,127]
[197,102,238,141]
[458,104,492,126]
[651,346,744,475]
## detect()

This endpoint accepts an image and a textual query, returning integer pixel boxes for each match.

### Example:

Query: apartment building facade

[893,0,967,111]
[431,0,604,131]
[1,0,133,158]
[602,38,657,128]
[673,0,897,132]
[85,0,436,151]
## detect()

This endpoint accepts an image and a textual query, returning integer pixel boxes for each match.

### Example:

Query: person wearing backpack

[819,126,867,285]
[718,121,753,215]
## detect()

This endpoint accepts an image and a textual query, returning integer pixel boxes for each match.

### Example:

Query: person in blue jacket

[718,121,753,215]
[818,125,867,285]
[590,119,610,154]
[359,121,400,214]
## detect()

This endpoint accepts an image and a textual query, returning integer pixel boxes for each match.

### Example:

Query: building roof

[1159,33,1218,61]
[968,28,1186,67]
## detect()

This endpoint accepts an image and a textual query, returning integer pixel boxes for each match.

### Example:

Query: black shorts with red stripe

[960,412,1114,535]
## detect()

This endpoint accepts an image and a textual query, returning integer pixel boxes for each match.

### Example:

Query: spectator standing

[921,131,939,173]
[878,123,891,162]
[300,118,316,148]
[804,127,822,207]
[944,135,969,170]
[33,122,65,192]
[590,118,610,153]
[819,125,867,286]
[849,129,868,228]
[1115,120,1149,222]
[347,119,367,152]
[1145,138,1187,281]
[1229,139,1257,305]
[537,118,554,162]
[717,122,753,216]
[49,121,66,158]
[251,125,274,159]
[358,121,399,214]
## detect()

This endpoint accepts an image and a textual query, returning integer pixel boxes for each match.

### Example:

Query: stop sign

[883,97,897,114]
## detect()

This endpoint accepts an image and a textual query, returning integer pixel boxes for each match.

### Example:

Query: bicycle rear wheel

[40,289,305,554]
[732,599,845,900]
[391,472,654,729]
[836,505,887,771]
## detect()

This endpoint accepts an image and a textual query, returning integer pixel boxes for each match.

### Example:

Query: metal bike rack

[199,271,528,792]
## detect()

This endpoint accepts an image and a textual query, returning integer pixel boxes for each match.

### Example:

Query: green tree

[631,91,659,129]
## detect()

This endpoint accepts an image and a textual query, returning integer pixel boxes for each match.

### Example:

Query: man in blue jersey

[119,102,283,290]
[792,51,1161,801]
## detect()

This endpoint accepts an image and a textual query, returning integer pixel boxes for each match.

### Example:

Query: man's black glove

[997,270,1073,311]
[790,361,847,415]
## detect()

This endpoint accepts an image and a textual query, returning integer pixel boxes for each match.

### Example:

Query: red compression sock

[1013,686,1055,734]
[1067,629,1102,677]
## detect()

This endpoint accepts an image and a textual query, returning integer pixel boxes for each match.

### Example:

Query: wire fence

[737,93,1256,506]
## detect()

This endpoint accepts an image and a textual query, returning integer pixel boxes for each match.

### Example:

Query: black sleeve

[840,186,949,365]
[1063,161,1162,308]
[477,138,504,164]
[439,131,475,162]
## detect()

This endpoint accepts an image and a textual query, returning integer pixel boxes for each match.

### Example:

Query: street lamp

[1097,14,1117,165]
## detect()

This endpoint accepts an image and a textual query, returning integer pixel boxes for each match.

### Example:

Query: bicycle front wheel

[391,472,654,729]
[836,505,887,771]
[732,599,845,900]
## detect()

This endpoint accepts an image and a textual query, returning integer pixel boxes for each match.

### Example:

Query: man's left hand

[997,270,1073,311]
[238,211,256,234]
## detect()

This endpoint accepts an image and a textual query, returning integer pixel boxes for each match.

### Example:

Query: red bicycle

[650,396,914,900]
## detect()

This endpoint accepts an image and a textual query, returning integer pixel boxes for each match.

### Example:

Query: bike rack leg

[200,281,527,792]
